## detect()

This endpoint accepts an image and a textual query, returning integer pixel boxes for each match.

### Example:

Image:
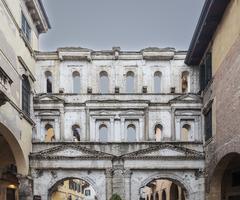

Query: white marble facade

[31,47,205,200]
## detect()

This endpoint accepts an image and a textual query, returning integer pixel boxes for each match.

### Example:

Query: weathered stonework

[30,48,205,200]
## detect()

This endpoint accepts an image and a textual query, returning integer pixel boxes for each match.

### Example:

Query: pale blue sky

[40,0,205,51]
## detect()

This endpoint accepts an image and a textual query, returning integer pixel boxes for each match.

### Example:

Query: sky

[40,0,205,51]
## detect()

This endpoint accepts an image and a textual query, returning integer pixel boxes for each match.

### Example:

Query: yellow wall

[212,0,240,75]
[51,180,84,200]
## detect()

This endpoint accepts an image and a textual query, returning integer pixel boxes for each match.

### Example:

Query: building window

[99,71,109,93]
[21,13,31,42]
[99,124,108,142]
[72,124,80,141]
[126,71,134,93]
[72,71,80,93]
[181,124,191,141]
[200,52,212,91]
[127,124,136,142]
[181,71,189,93]
[162,190,166,200]
[45,124,55,142]
[155,124,163,141]
[154,71,162,93]
[45,71,52,93]
[205,108,212,141]
[22,75,31,115]
[85,189,91,196]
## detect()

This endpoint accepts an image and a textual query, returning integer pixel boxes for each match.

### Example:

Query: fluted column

[124,168,132,200]
[60,109,64,141]
[17,175,33,200]
[105,168,113,200]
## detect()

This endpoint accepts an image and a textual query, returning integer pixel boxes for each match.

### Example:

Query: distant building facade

[0,0,50,199]
[185,0,240,199]
[30,47,205,200]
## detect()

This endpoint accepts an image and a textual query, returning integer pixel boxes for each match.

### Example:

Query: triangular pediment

[30,144,114,159]
[169,94,202,103]
[34,94,65,103]
[122,144,204,159]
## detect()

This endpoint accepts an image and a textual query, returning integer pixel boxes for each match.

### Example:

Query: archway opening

[49,178,97,200]
[140,178,186,200]
[208,153,240,200]
[0,134,19,200]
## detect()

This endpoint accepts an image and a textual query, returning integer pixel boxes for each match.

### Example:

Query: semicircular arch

[0,122,28,175]
[140,172,192,199]
[48,176,100,200]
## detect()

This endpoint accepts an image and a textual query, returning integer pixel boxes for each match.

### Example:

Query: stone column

[35,118,41,141]
[110,118,114,141]
[114,117,121,142]
[17,175,33,200]
[121,118,125,141]
[60,109,65,141]
[139,118,144,141]
[124,169,132,200]
[105,168,113,200]
[90,117,96,141]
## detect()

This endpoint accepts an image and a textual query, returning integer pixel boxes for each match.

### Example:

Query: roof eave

[185,0,230,66]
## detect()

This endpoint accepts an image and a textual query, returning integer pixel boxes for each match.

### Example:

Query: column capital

[17,175,33,200]
[123,168,132,178]
[105,168,113,178]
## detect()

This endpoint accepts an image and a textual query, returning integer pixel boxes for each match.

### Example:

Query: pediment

[30,144,114,159]
[122,144,204,160]
[169,94,202,103]
[34,94,65,103]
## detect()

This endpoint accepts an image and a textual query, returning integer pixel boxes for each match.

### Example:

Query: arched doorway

[208,153,240,200]
[141,178,187,200]
[49,178,98,200]
[0,123,27,200]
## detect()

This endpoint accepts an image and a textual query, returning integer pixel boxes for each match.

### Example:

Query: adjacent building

[185,0,240,199]
[0,0,50,199]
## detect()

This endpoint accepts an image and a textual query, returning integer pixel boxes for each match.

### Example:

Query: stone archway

[48,176,100,200]
[139,173,192,200]
[0,123,29,200]
[0,123,27,175]
[207,153,240,200]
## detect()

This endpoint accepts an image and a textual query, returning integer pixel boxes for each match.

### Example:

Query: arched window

[72,71,80,93]
[45,71,52,93]
[72,125,80,141]
[127,124,136,142]
[154,71,162,93]
[150,194,154,200]
[22,75,31,115]
[155,124,163,142]
[181,124,191,141]
[99,71,109,93]
[99,124,108,142]
[170,183,179,200]
[162,190,166,200]
[45,124,55,142]
[126,71,134,93]
[181,71,189,93]
[155,192,159,200]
